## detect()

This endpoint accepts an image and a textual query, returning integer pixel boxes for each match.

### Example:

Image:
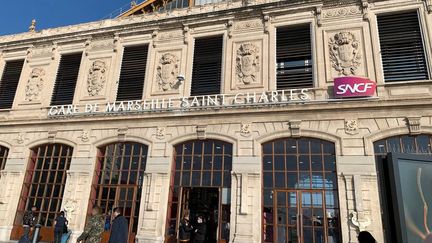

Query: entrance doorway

[262,138,341,243]
[165,140,232,243]
[179,187,228,243]
[273,190,336,243]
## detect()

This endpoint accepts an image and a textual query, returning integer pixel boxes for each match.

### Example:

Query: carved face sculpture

[157,53,179,91]
[87,60,106,96]
[25,68,44,101]
[236,43,260,85]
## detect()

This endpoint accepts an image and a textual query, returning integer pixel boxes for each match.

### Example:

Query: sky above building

[0,0,134,36]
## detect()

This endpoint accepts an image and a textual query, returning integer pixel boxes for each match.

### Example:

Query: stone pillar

[0,169,24,241]
[337,155,384,243]
[231,156,261,243]
[62,170,93,243]
[136,157,170,243]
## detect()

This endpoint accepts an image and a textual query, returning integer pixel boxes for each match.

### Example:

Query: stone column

[230,156,261,243]
[0,169,24,241]
[136,157,171,243]
[337,155,384,243]
[62,170,93,243]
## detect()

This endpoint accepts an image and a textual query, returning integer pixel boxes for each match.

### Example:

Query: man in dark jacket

[108,207,129,243]
[192,216,206,243]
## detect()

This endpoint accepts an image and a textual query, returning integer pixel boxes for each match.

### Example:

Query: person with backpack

[53,211,68,243]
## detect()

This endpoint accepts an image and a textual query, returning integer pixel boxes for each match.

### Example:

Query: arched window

[262,138,340,243]
[374,134,432,242]
[166,140,232,243]
[90,142,148,242]
[0,145,9,172]
[12,144,73,241]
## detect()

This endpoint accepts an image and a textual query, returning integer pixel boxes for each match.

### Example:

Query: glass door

[275,190,327,243]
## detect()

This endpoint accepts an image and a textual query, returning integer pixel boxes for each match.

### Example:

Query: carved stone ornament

[156,127,166,140]
[349,211,371,232]
[63,199,78,221]
[289,120,302,138]
[156,53,180,91]
[17,133,25,144]
[345,119,359,135]
[329,32,362,76]
[236,43,260,85]
[79,130,90,142]
[87,60,107,96]
[240,123,251,137]
[25,68,45,101]
[406,117,422,135]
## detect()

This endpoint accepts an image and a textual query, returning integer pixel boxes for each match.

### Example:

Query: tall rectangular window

[51,53,82,105]
[191,36,223,96]
[276,25,313,89]
[0,59,24,109]
[116,45,149,101]
[378,11,429,82]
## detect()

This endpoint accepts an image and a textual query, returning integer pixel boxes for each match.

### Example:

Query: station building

[0,0,431,242]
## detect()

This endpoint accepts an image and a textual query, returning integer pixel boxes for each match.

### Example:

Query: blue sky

[0,0,134,36]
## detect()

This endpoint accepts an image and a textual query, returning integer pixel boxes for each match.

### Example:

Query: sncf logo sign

[334,77,376,98]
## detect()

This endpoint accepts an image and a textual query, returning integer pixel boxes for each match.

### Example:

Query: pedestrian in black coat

[178,216,193,242]
[108,207,129,243]
[192,216,207,243]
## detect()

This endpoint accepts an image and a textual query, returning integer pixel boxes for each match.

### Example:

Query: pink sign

[334,77,376,98]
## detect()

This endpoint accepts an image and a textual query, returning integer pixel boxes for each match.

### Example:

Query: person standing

[108,207,128,243]
[357,231,377,243]
[77,206,105,243]
[21,206,37,240]
[178,215,193,242]
[192,216,206,243]
[53,211,68,243]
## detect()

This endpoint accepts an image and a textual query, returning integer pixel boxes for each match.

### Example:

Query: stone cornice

[0,0,322,48]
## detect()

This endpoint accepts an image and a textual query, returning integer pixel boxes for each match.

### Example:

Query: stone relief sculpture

[329,32,362,76]
[25,68,45,101]
[87,60,107,96]
[236,42,260,85]
[156,53,180,91]
[345,119,359,135]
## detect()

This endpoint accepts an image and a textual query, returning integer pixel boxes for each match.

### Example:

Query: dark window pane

[263,155,273,171]
[274,155,285,171]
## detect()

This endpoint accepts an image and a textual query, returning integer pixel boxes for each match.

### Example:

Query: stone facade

[0,0,431,243]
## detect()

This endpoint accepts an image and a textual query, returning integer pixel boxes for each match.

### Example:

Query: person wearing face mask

[192,216,206,243]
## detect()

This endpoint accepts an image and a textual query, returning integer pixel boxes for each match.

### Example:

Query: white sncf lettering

[336,83,373,95]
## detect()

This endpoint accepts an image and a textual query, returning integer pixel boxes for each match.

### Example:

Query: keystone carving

[406,117,422,135]
[236,43,260,85]
[345,119,359,135]
[156,53,180,91]
[329,32,362,76]
[196,125,207,140]
[25,68,45,102]
[289,120,302,138]
[87,60,107,96]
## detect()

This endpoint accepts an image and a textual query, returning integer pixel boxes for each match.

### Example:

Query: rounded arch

[26,137,77,150]
[364,126,432,155]
[0,140,12,150]
[167,132,238,156]
[91,135,153,156]
[255,129,343,156]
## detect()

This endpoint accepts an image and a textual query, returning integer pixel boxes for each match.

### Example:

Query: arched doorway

[165,139,232,243]
[0,145,9,174]
[89,142,148,243]
[374,134,432,242]
[262,138,340,243]
[11,143,73,241]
